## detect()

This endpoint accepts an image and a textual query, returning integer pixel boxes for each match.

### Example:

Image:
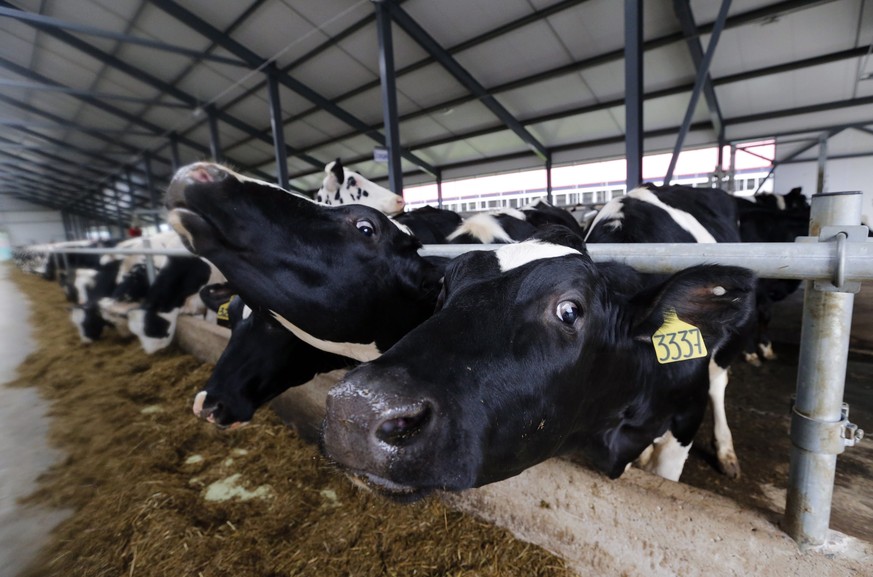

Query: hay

[8,268,576,577]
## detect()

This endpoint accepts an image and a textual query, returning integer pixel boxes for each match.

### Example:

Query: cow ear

[631,265,756,348]
[530,224,587,253]
[330,158,344,185]
[199,282,236,312]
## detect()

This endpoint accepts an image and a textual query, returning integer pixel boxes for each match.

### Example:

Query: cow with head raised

[315,158,405,216]
[165,161,447,425]
[322,228,756,500]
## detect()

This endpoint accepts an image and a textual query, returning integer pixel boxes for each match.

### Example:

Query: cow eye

[556,301,579,324]
[355,219,375,237]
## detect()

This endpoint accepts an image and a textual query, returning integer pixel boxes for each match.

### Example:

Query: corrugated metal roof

[0,0,871,226]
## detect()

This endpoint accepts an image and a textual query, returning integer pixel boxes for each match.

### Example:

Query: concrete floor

[0,265,70,577]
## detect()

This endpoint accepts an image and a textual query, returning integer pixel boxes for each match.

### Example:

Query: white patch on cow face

[447,213,515,244]
[495,239,581,272]
[74,269,98,305]
[242,305,253,320]
[626,187,718,243]
[316,163,404,215]
[389,218,414,236]
[167,210,196,251]
[270,311,381,362]
[634,431,692,481]
[193,390,207,417]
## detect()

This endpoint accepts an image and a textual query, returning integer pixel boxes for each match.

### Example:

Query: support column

[169,132,181,171]
[206,104,222,163]
[817,133,828,194]
[624,0,643,189]
[266,63,290,189]
[784,191,864,547]
[546,156,553,205]
[374,0,403,195]
[143,152,159,226]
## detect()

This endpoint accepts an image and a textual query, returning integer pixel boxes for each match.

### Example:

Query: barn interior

[1,1,873,576]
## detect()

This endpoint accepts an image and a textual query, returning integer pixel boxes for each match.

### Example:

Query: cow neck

[270,311,381,362]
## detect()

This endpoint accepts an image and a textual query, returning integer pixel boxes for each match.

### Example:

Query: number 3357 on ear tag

[652,309,708,364]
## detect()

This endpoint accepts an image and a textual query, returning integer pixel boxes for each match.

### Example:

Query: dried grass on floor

[8,267,575,577]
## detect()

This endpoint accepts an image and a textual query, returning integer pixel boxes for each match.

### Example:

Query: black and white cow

[315,158,406,215]
[446,208,539,244]
[165,162,449,424]
[193,284,351,428]
[126,256,225,354]
[321,228,756,500]
[394,206,463,244]
[735,194,810,364]
[582,184,752,479]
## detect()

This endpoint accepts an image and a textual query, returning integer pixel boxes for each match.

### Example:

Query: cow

[192,284,351,428]
[321,227,756,500]
[164,162,449,424]
[394,206,463,244]
[446,208,539,244]
[735,194,811,364]
[126,256,226,354]
[315,158,405,215]
[69,232,179,342]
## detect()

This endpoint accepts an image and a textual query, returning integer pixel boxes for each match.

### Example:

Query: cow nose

[375,402,432,446]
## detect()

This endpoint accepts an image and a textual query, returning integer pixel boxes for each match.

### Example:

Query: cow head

[192,283,348,428]
[316,158,405,215]
[322,228,756,500]
[165,162,443,357]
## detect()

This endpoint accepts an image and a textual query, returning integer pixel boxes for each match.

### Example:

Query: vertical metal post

[727,143,736,192]
[374,0,403,195]
[784,191,863,547]
[436,170,443,209]
[169,132,181,171]
[546,157,553,205]
[111,180,126,237]
[624,0,643,190]
[266,63,290,189]
[61,210,72,240]
[817,133,828,194]
[143,153,159,227]
[206,104,223,163]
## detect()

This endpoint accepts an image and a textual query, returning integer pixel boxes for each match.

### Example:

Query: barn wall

[0,195,66,247]
[774,156,873,226]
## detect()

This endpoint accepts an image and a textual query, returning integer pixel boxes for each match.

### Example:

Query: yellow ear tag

[652,309,708,364]
[216,300,231,322]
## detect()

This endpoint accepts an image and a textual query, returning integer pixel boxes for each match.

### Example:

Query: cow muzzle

[192,390,249,430]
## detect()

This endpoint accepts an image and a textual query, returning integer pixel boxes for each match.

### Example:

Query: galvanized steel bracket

[790,402,865,455]
[810,225,869,293]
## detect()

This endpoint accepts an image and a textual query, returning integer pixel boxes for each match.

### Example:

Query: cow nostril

[375,404,431,446]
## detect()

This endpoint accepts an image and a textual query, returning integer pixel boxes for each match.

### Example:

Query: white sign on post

[373,147,388,163]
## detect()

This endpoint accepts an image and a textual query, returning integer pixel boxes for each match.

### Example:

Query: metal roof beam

[148,0,437,176]
[384,0,549,163]
[0,78,193,109]
[664,0,731,184]
[0,6,249,68]
[672,0,725,140]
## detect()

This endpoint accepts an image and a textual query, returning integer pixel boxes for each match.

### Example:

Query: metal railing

[37,191,871,548]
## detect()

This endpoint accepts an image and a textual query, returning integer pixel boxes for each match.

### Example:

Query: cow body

[127,256,225,354]
[394,206,463,244]
[322,229,756,500]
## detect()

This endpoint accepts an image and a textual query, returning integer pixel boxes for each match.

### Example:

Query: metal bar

[0,79,192,108]
[420,241,873,281]
[385,0,549,163]
[206,105,223,163]
[374,0,404,194]
[0,6,249,67]
[546,157,553,205]
[785,191,864,547]
[664,0,731,184]
[169,133,181,171]
[624,0,643,189]
[142,153,159,226]
[816,133,828,193]
[265,64,289,189]
[672,0,724,140]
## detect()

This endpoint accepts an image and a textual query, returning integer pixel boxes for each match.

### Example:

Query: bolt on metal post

[784,191,864,547]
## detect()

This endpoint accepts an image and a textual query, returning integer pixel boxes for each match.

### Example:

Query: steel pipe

[784,191,864,547]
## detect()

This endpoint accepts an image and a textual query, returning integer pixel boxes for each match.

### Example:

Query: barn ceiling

[1,0,872,226]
